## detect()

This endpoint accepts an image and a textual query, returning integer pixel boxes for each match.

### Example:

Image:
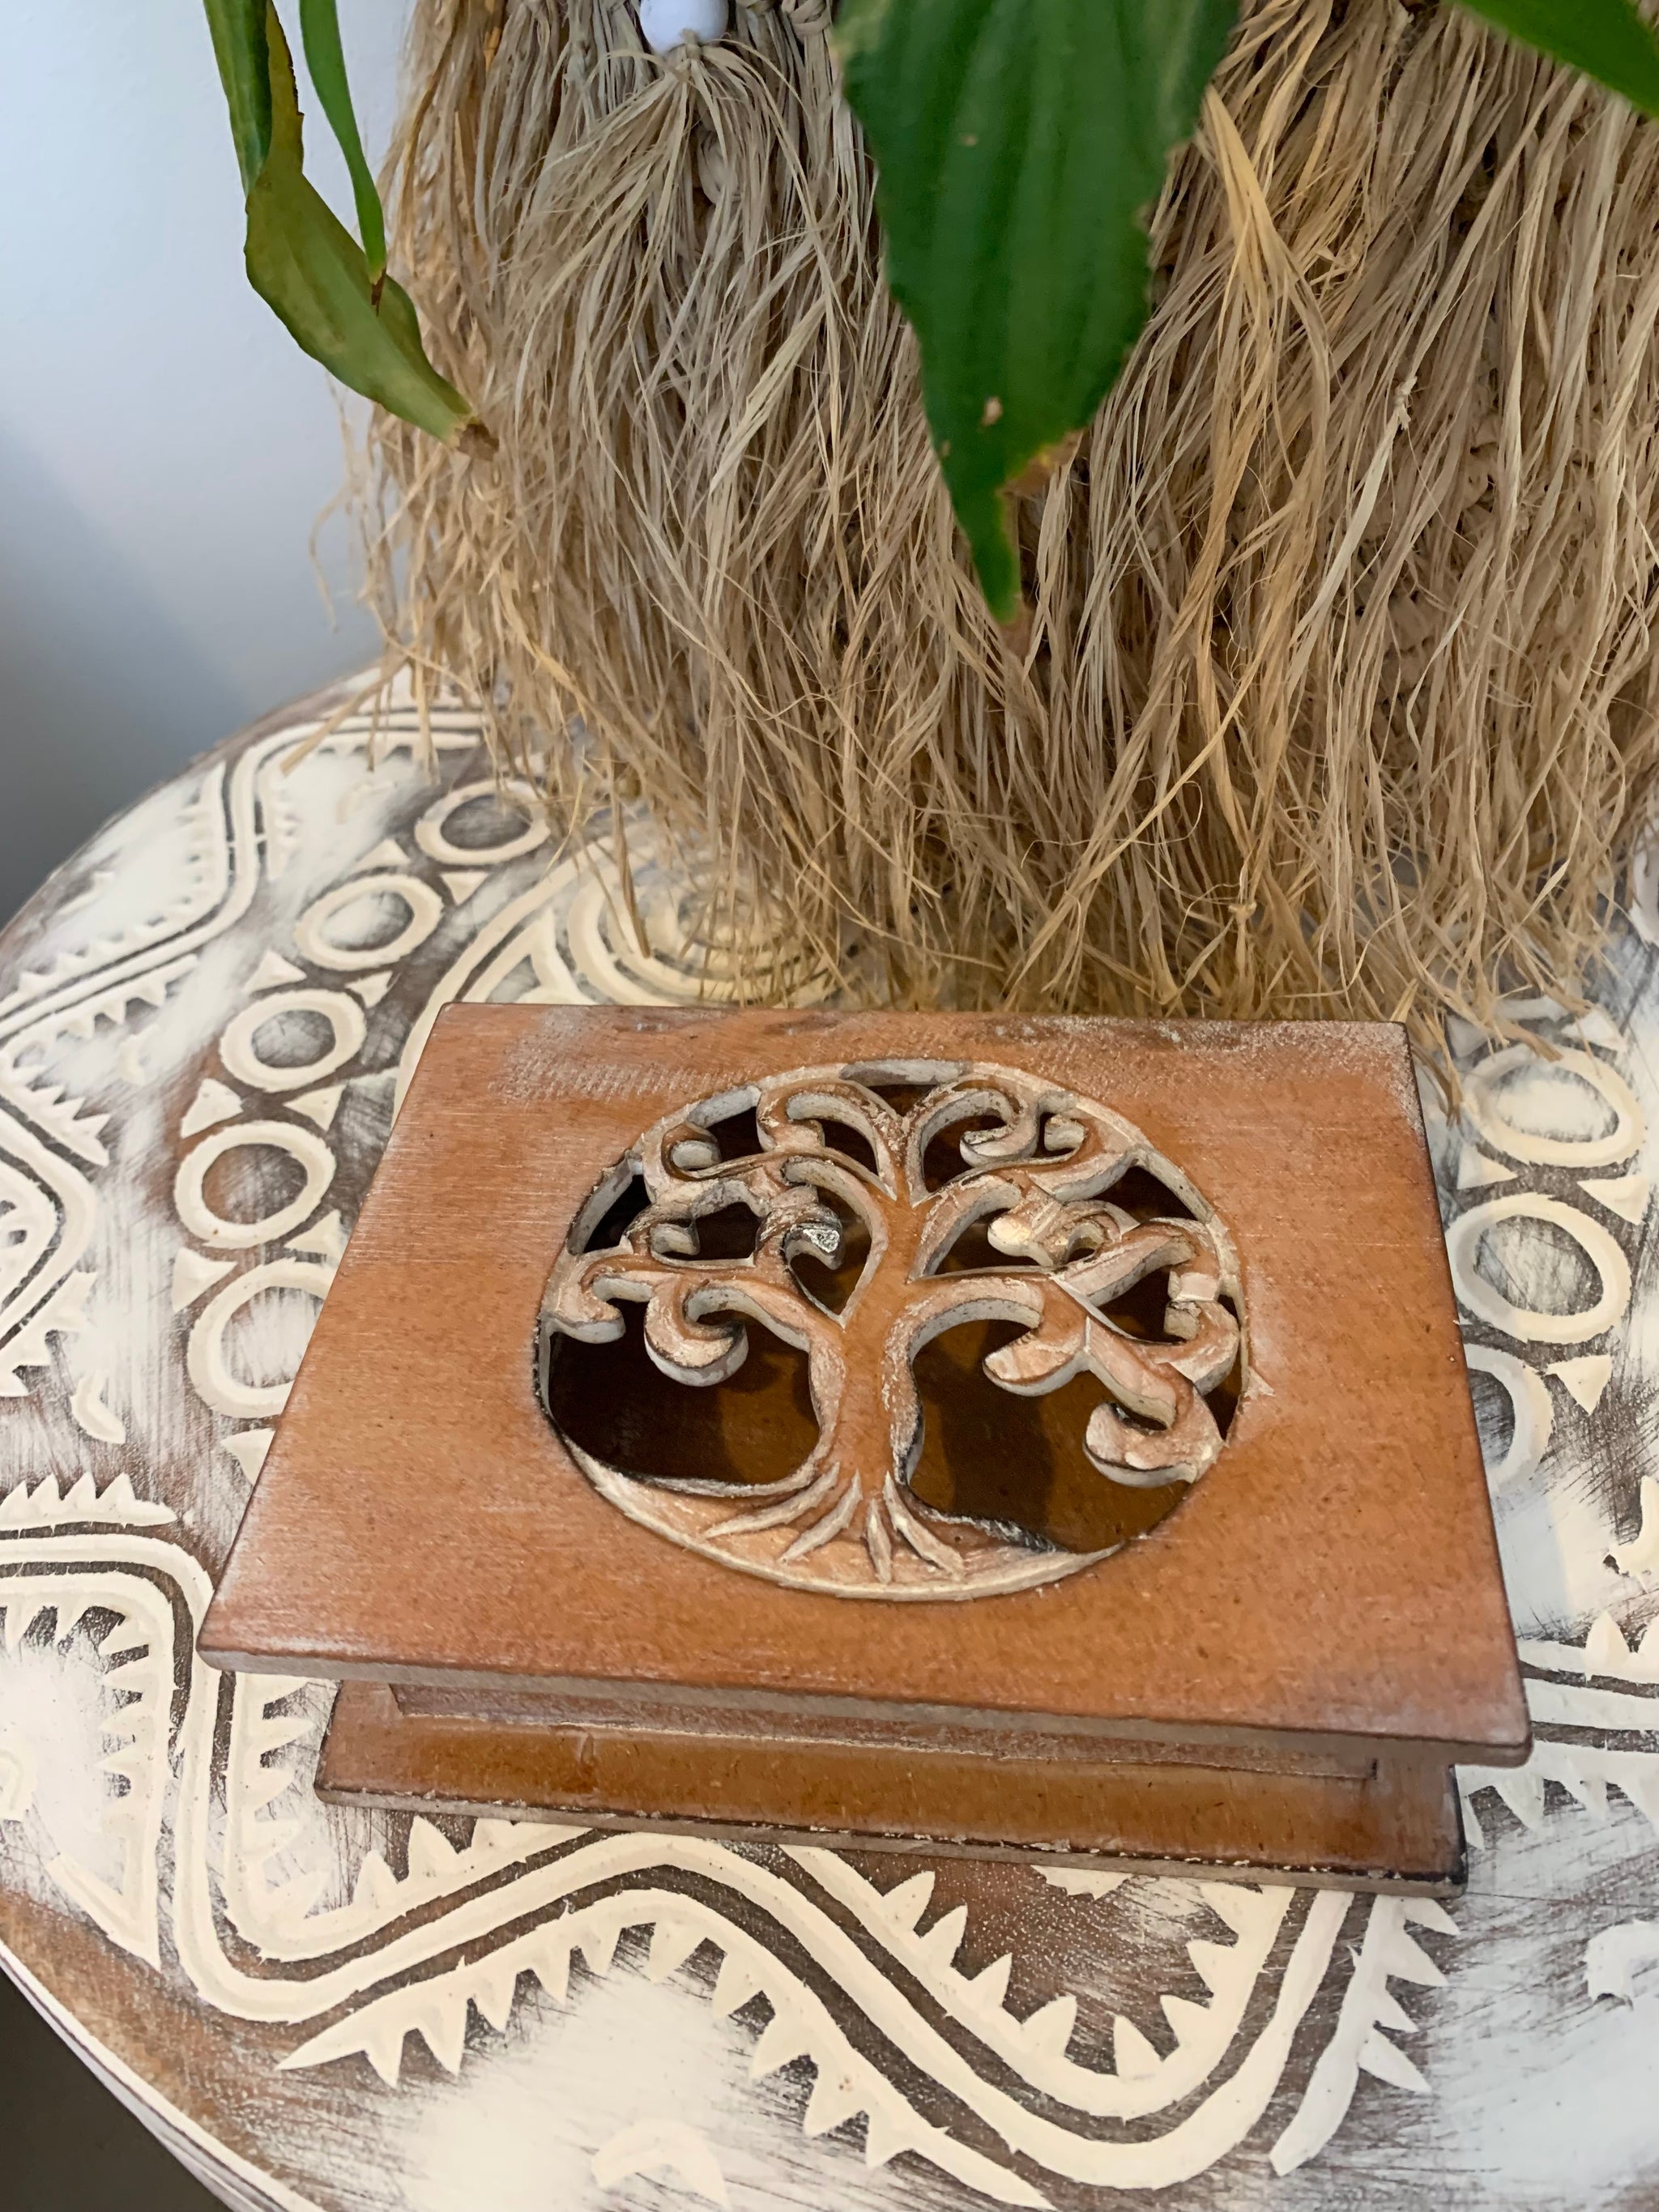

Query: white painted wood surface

[0,676,1653,2210]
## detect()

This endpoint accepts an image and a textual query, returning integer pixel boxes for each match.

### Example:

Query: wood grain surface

[318,1677,1468,1891]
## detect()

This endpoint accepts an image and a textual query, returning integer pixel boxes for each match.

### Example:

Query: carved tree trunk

[542,1063,1243,1596]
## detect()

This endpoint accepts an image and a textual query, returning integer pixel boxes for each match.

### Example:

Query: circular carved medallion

[539,1060,1246,1598]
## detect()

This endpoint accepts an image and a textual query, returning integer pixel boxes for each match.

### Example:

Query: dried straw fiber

[364,0,1659,1047]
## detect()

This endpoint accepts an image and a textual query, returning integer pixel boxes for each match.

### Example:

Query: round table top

[0,676,1654,2212]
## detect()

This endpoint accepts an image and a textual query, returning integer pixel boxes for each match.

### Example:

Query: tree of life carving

[539,1062,1244,1599]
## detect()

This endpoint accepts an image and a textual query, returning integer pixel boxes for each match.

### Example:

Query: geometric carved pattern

[0,674,1654,2211]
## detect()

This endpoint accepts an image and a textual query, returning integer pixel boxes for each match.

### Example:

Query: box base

[318,1681,1467,1894]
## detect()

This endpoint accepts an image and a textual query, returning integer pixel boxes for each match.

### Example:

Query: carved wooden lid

[201,1007,1529,1770]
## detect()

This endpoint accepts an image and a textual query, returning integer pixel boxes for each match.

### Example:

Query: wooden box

[199,1008,1529,1890]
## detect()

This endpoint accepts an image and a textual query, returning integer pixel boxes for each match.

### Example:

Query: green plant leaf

[204,1,478,445]
[1453,0,1659,116]
[203,0,271,194]
[297,0,388,285]
[249,9,474,440]
[837,0,1236,621]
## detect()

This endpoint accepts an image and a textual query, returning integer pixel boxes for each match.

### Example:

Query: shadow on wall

[0,428,245,923]
[0,430,378,933]
[0,1969,219,2212]
[0,0,407,933]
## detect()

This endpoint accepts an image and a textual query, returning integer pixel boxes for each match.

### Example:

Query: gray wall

[0,2,410,927]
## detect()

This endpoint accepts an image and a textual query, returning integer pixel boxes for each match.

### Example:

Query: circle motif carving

[295,874,442,970]
[539,1060,1246,1599]
[220,987,366,1091]
[415,776,548,866]
[173,1120,335,1251]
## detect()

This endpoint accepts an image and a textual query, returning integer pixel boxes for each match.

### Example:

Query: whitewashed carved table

[0,676,1655,2212]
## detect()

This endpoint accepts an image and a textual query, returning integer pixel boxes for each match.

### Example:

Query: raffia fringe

[362,0,1659,1051]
